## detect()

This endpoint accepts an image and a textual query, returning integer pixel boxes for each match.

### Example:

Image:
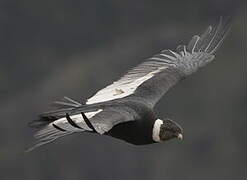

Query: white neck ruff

[152,119,163,142]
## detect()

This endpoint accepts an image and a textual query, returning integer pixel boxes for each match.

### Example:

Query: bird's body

[106,101,156,145]
[28,18,231,151]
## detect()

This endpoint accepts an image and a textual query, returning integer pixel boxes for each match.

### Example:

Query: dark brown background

[1,0,246,180]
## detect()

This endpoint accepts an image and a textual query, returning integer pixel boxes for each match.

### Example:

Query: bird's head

[152,118,183,142]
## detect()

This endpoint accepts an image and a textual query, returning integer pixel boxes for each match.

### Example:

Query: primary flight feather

[28,18,231,151]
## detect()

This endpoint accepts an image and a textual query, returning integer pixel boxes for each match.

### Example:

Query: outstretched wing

[86,18,231,108]
[28,102,138,151]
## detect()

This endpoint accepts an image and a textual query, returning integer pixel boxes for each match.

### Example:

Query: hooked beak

[177,133,183,140]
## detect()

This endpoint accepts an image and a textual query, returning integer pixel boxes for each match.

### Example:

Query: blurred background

[0,0,246,180]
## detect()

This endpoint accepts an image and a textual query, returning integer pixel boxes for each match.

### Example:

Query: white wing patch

[52,109,103,131]
[86,67,167,105]
[30,109,103,151]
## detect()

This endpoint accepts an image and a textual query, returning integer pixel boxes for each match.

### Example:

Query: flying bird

[28,18,231,151]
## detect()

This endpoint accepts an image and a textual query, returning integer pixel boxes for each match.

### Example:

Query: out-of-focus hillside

[0,0,246,180]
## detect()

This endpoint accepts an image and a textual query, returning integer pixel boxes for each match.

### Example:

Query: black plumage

[28,17,231,151]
